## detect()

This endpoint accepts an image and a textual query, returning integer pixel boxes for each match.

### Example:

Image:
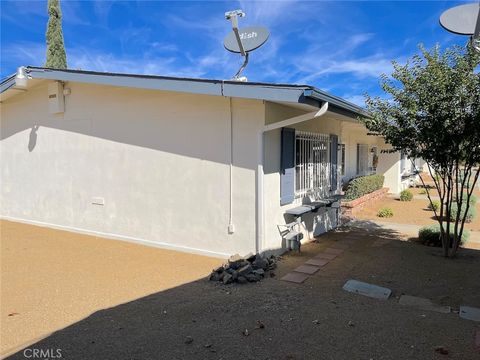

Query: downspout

[228,97,235,234]
[256,101,329,254]
[256,129,265,254]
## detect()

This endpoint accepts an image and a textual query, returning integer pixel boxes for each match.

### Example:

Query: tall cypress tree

[45,0,67,69]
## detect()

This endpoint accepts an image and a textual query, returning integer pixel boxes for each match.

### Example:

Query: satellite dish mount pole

[225,10,249,80]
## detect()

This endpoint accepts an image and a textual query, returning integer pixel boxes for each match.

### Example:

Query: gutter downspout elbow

[15,67,29,88]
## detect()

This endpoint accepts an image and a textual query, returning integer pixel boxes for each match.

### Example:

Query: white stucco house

[1,67,413,258]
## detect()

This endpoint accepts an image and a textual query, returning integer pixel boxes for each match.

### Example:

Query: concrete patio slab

[293,264,320,275]
[324,247,344,255]
[305,258,330,267]
[459,306,480,322]
[342,279,392,300]
[280,272,310,284]
[399,295,451,314]
[314,252,337,260]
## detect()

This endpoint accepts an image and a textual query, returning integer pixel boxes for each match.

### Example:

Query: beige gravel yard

[0,220,222,356]
[2,219,480,360]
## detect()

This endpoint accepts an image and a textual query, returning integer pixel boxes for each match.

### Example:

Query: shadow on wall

[28,125,39,152]
[3,222,480,360]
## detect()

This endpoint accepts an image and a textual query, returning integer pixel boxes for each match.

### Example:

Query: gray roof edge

[0,74,16,93]
[303,89,368,117]
[2,67,366,118]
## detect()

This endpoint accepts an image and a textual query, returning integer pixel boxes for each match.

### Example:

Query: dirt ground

[355,196,480,232]
[2,220,480,360]
[0,220,222,356]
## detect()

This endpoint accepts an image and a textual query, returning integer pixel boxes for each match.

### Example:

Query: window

[339,144,346,176]
[357,144,369,175]
[357,144,378,175]
[400,151,408,173]
[295,131,330,198]
[369,146,378,173]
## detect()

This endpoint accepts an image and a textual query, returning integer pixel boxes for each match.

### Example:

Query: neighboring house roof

[1,66,367,118]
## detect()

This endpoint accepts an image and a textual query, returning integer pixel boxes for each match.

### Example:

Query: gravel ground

[2,221,479,360]
[354,195,480,233]
[0,220,222,356]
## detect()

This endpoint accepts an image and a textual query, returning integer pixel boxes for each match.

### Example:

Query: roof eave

[303,89,370,119]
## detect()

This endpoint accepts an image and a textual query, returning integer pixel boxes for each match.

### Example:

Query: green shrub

[449,203,477,223]
[428,200,441,212]
[419,189,427,195]
[399,189,413,201]
[418,224,470,247]
[344,174,385,201]
[454,192,477,206]
[377,207,393,218]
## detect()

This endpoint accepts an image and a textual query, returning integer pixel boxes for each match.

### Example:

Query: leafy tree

[362,45,480,257]
[45,0,67,69]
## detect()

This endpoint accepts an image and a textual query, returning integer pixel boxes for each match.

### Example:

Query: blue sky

[0,0,471,105]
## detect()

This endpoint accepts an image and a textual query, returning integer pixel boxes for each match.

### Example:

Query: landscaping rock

[237,276,248,284]
[223,273,233,284]
[229,253,242,262]
[253,269,265,277]
[209,272,224,282]
[208,253,279,285]
[246,273,260,282]
[238,264,253,276]
[252,257,269,270]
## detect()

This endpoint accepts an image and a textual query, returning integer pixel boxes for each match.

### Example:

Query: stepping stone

[330,243,350,250]
[399,295,451,314]
[324,247,344,255]
[280,272,309,284]
[459,306,480,322]
[314,252,337,260]
[342,279,391,300]
[305,258,330,267]
[293,264,320,275]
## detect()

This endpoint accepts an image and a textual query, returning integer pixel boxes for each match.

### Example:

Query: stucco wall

[1,81,263,258]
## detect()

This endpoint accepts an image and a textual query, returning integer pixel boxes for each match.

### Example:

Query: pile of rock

[209,253,277,284]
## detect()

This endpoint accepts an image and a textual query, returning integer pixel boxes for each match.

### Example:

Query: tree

[361,45,480,257]
[45,0,67,69]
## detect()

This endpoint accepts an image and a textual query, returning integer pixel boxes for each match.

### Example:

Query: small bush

[344,174,385,201]
[399,189,413,201]
[428,200,441,212]
[418,224,470,247]
[449,203,477,223]
[419,189,427,195]
[454,192,477,206]
[377,207,393,218]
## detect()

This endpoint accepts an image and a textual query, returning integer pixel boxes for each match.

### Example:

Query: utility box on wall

[48,81,65,114]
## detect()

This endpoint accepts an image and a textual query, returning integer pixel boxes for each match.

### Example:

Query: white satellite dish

[224,9,270,81]
[439,3,480,35]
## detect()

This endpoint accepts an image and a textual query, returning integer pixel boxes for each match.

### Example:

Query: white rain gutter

[255,101,329,254]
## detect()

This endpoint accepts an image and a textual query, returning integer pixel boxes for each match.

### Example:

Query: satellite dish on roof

[439,2,480,35]
[224,9,270,81]
[224,26,270,53]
